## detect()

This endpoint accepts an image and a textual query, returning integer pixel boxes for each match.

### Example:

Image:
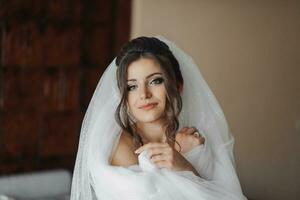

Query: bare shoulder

[110,131,138,167]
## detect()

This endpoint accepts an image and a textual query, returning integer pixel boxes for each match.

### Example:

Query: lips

[139,103,158,110]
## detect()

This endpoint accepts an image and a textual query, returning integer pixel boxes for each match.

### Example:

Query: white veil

[70,36,247,200]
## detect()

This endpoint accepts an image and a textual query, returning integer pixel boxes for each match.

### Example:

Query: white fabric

[70,36,247,200]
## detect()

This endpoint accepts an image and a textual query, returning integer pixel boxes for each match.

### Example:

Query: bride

[70,36,247,200]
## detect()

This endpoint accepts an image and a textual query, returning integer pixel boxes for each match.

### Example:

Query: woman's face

[126,58,167,124]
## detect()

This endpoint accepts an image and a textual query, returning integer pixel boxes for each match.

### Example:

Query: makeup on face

[126,58,167,124]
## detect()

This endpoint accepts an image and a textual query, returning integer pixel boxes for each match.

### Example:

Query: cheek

[127,93,138,111]
[156,87,167,102]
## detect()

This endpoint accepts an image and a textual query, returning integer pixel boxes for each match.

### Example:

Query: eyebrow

[127,72,163,82]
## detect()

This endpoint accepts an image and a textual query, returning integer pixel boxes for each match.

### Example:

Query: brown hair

[115,37,183,147]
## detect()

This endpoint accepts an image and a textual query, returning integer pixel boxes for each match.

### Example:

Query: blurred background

[0,0,299,200]
[0,0,131,173]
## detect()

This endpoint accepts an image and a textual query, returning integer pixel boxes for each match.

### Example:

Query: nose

[139,84,152,100]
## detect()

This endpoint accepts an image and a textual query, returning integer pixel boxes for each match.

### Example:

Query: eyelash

[150,77,164,85]
[127,77,164,91]
[127,85,137,91]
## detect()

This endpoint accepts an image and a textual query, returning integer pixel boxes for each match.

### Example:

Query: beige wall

[131,0,300,199]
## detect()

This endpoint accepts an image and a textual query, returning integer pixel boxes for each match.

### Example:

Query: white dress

[91,143,246,200]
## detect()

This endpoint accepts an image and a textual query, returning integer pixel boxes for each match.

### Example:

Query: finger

[153,160,172,169]
[135,142,166,154]
[179,127,188,133]
[184,127,198,135]
[147,147,165,157]
[198,136,205,144]
[192,131,201,137]
[147,145,172,158]
[193,136,205,145]
[150,154,172,162]
[135,142,168,154]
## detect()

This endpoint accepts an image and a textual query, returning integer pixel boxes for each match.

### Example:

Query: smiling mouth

[139,103,158,110]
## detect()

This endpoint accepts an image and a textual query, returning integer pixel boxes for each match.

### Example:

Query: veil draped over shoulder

[70,36,247,200]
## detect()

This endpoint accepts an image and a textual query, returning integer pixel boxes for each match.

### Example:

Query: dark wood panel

[2,69,44,111]
[2,21,45,67]
[1,112,40,157]
[39,112,80,157]
[0,0,131,175]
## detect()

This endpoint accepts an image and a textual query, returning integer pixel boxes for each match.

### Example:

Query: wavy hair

[115,37,183,147]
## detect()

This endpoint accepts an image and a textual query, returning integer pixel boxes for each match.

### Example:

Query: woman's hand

[175,127,205,154]
[135,142,198,175]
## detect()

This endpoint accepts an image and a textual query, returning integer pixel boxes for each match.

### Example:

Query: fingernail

[134,149,140,154]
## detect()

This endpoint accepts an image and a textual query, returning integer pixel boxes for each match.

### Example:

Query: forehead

[127,58,163,80]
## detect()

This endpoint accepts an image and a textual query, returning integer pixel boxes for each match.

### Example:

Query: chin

[135,113,165,124]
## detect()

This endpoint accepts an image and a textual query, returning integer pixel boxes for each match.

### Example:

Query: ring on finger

[193,131,201,137]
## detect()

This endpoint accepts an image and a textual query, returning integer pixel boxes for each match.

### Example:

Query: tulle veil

[70,36,247,200]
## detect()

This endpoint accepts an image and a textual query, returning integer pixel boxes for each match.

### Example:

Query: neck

[135,120,167,144]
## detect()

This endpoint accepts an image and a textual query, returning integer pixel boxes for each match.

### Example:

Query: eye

[127,85,137,91]
[150,77,164,85]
